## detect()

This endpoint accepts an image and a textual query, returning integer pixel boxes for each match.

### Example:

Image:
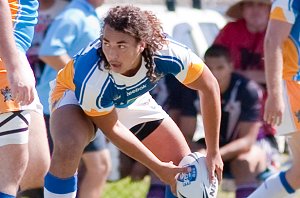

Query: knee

[53,135,85,159]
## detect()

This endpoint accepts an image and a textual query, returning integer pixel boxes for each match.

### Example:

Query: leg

[285,132,300,189]
[142,117,191,198]
[0,111,31,196]
[78,131,111,198]
[18,111,50,197]
[44,105,95,198]
[142,116,191,164]
[248,133,300,198]
[230,145,267,198]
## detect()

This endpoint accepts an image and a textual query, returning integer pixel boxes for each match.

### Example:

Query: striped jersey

[51,38,205,117]
[270,0,300,81]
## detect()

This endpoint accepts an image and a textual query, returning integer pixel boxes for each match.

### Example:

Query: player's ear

[139,41,146,53]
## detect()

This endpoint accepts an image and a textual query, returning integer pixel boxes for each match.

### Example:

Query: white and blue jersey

[51,37,205,117]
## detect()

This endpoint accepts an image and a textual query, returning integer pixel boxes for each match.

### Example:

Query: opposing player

[0,1,50,197]
[249,0,300,197]
[43,5,223,198]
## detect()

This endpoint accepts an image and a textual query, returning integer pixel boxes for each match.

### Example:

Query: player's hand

[7,63,35,105]
[154,161,189,196]
[264,94,284,126]
[206,151,223,183]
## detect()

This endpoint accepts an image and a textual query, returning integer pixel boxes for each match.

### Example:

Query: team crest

[295,110,300,123]
[1,86,14,102]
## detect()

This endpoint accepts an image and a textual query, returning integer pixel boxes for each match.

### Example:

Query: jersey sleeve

[157,40,205,85]
[270,0,299,24]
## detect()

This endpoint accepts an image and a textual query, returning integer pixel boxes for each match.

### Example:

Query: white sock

[248,172,295,198]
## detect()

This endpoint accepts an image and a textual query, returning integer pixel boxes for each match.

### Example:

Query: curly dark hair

[99,5,167,82]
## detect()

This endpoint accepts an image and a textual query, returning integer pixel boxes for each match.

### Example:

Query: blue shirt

[37,0,101,114]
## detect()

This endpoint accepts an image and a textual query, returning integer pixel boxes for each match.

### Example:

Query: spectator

[26,0,68,84]
[0,1,50,197]
[249,0,300,197]
[214,0,280,168]
[202,45,280,198]
[214,0,271,85]
[43,5,223,198]
[36,0,111,197]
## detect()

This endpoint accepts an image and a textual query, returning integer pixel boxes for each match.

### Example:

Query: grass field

[102,176,235,198]
[102,172,300,198]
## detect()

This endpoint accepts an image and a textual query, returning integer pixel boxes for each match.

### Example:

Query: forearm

[104,120,163,174]
[39,54,71,71]
[264,36,283,97]
[0,1,19,72]
[199,78,221,154]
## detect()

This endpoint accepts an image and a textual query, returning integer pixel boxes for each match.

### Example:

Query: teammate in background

[43,5,223,198]
[18,1,68,197]
[202,45,273,198]
[0,1,50,197]
[249,0,300,197]
[36,0,111,197]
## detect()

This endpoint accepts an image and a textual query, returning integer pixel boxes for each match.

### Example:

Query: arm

[39,54,71,71]
[0,1,35,104]
[220,121,261,161]
[90,109,187,192]
[186,66,223,181]
[264,19,292,126]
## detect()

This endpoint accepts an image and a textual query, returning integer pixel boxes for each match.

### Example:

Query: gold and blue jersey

[51,38,205,117]
[270,0,300,81]
[8,0,39,53]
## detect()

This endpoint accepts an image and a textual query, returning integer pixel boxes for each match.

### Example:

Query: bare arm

[186,65,223,181]
[0,1,35,105]
[264,20,292,125]
[220,121,261,161]
[90,110,187,193]
[39,54,71,71]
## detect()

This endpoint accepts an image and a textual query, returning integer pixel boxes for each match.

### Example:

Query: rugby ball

[177,152,218,198]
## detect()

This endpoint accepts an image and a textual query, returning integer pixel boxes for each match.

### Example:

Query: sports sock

[44,172,77,198]
[164,185,177,198]
[17,187,43,198]
[248,171,295,198]
[0,192,15,198]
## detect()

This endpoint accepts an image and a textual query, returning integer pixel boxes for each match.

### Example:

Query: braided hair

[99,5,167,82]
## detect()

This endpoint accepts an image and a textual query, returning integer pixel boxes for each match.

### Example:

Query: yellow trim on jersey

[51,60,76,106]
[270,7,287,22]
[84,108,113,117]
[182,62,204,85]
[283,39,299,80]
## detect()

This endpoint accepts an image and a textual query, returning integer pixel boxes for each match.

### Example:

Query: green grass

[103,176,235,198]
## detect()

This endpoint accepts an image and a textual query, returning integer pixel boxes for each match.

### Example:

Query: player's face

[102,25,146,76]
[205,56,232,93]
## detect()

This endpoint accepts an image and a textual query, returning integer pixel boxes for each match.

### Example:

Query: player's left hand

[206,151,223,183]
